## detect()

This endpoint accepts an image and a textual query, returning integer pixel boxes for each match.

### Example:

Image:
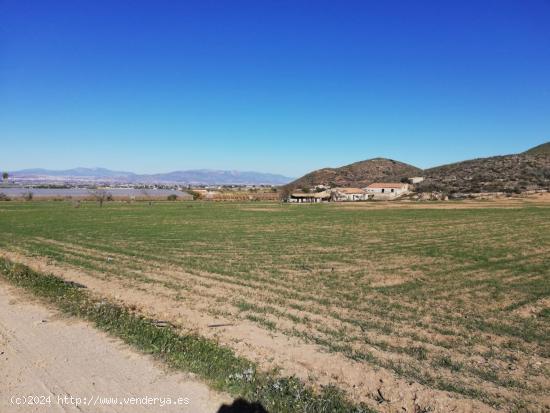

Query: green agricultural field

[1,200,549,412]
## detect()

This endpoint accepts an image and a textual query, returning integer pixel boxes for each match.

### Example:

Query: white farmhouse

[365,183,410,199]
[331,188,369,202]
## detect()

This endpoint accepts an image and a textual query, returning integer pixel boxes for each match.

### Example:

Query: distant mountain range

[287,142,550,193]
[9,168,294,185]
[8,142,550,191]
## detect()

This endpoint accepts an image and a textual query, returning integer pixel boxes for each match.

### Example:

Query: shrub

[187,190,202,200]
[167,194,178,201]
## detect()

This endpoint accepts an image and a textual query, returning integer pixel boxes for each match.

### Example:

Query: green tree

[2,172,8,181]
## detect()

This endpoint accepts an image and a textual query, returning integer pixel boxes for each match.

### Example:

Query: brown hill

[286,158,422,189]
[523,142,550,156]
[419,152,550,194]
[286,142,550,194]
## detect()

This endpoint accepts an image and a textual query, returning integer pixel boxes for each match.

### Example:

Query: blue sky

[1,0,549,176]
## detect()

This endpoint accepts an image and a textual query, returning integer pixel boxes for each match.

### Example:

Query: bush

[187,190,202,200]
[167,194,178,201]
[0,192,11,201]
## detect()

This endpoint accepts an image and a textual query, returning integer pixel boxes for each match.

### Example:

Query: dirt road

[0,281,231,413]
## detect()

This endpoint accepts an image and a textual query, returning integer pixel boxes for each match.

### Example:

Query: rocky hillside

[287,142,550,194]
[523,142,550,156]
[419,152,550,194]
[286,158,422,189]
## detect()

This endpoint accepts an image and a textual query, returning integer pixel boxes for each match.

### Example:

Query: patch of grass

[433,355,463,372]
[406,345,429,361]
[538,308,550,318]
[246,314,277,331]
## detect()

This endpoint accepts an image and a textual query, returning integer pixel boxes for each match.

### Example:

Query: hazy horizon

[10,166,295,177]
[2,1,549,176]
[6,139,548,177]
